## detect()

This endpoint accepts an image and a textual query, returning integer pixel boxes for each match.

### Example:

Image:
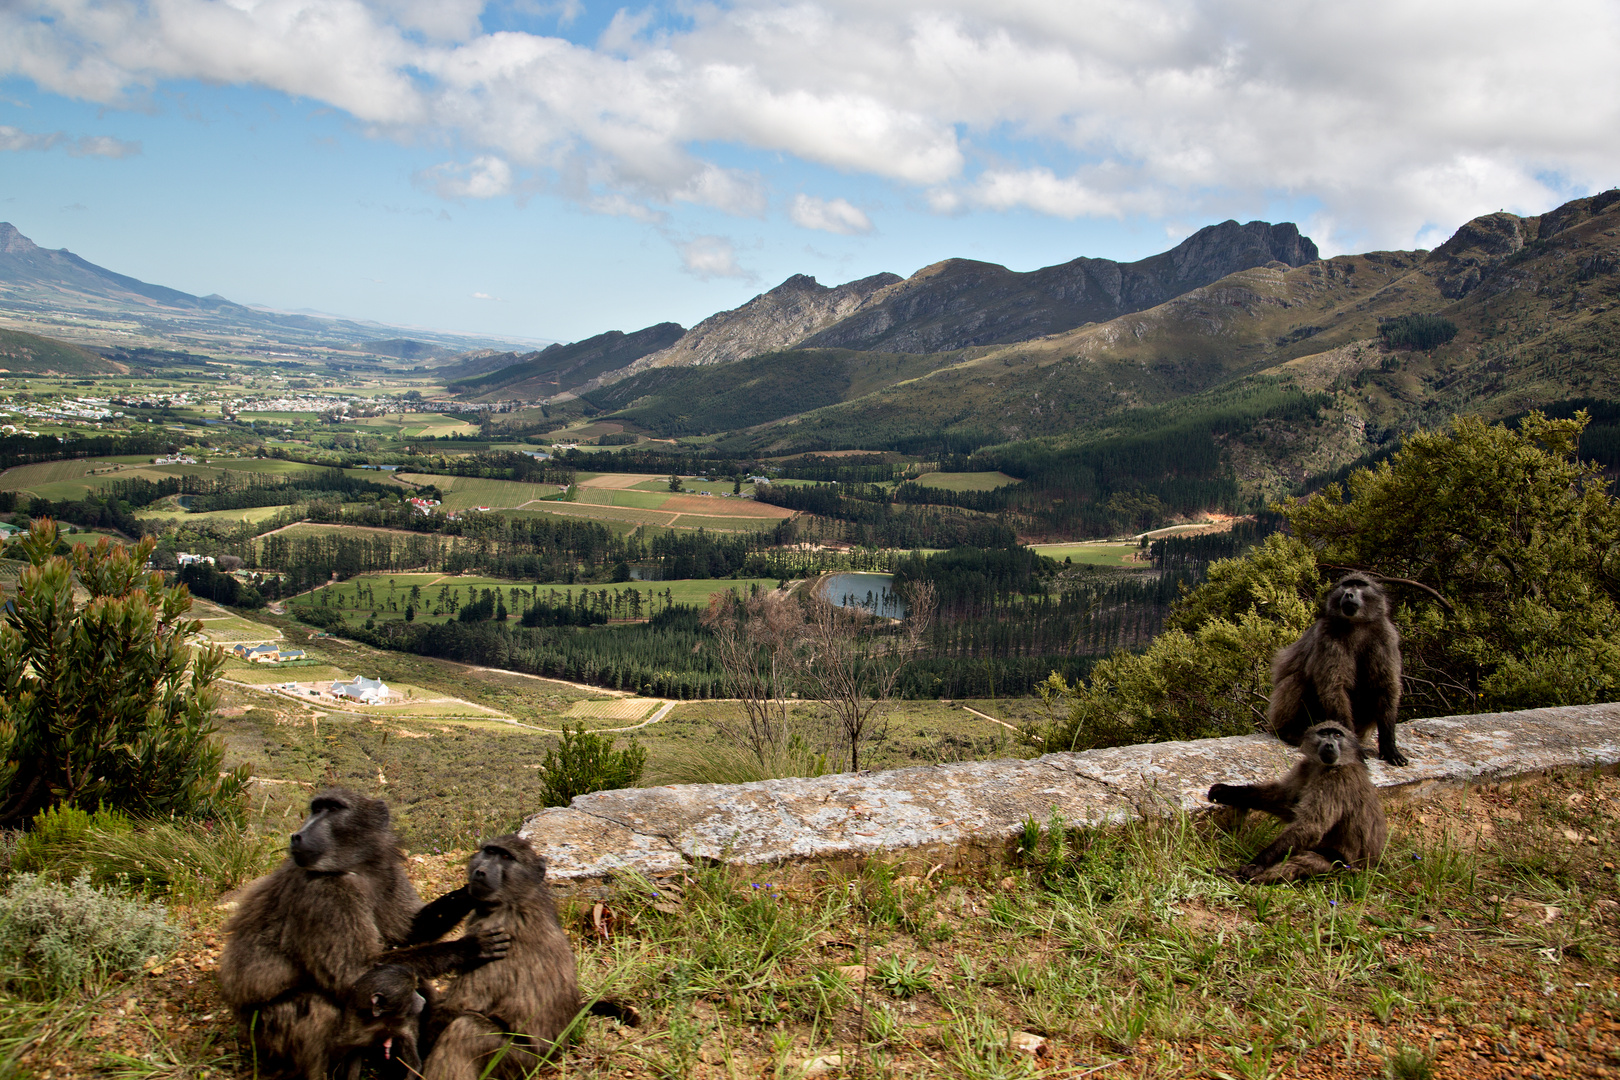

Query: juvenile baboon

[1269,573,1409,766]
[332,964,431,1080]
[422,834,636,1080]
[217,790,504,1080]
[1207,721,1388,883]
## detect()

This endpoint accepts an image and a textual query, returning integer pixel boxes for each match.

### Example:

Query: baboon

[1269,573,1409,766]
[1207,721,1388,883]
[332,964,431,1080]
[422,834,636,1080]
[217,790,506,1080]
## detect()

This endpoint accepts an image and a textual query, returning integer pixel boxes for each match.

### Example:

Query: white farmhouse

[329,676,390,704]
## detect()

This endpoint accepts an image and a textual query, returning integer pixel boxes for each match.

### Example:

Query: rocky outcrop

[520,702,1620,886]
[1427,188,1620,298]
[797,220,1318,354]
[622,272,902,375]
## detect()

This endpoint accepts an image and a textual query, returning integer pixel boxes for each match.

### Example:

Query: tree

[667,474,684,493]
[0,520,248,827]
[701,589,803,768]
[1039,412,1620,750]
[795,579,936,772]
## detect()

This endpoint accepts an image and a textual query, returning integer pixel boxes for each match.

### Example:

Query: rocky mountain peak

[0,223,41,256]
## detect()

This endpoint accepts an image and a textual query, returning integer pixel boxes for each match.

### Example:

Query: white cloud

[2,0,1617,247]
[788,194,872,235]
[471,291,502,300]
[418,155,513,199]
[0,125,139,157]
[678,235,751,280]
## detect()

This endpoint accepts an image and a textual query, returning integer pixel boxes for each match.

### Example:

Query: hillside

[0,327,125,376]
[607,272,902,380]
[454,322,685,399]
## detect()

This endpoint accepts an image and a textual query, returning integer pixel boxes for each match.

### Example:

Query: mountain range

[0,223,541,361]
[459,219,1317,399]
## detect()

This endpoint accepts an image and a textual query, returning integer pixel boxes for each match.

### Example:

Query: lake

[818,572,907,617]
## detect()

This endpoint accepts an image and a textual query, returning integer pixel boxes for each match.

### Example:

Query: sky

[2,0,1617,346]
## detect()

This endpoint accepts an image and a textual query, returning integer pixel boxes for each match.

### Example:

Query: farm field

[135,503,289,524]
[393,473,566,510]
[911,470,1021,491]
[1030,540,1148,567]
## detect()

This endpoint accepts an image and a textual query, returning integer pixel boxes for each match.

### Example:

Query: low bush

[537,725,647,807]
[0,875,179,997]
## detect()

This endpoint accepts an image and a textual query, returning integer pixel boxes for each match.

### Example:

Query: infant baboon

[422,834,635,1080]
[1207,721,1388,883]
[1270,573,1408,766]
[332,964,431,1080]
[217,790,503,1080]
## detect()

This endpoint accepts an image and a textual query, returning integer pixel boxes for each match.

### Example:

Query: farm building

[330,676,391,703]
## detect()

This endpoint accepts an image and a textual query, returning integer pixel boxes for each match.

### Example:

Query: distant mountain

[586,188,1620,485]
[0,223,539,357]
[453,322,687,400]
[799,220,1318,354]
[577,221,1316,393]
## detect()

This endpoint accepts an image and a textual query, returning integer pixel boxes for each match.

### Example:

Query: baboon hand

[1380,746,1410,767]
[1206,783,1237,805]
[468,927,512,961]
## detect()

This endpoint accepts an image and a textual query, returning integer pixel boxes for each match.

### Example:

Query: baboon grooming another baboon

[422,834,636,1080]
[217,790,505,1080]
[1270,573,1409,766]
[1207,721,1388,883]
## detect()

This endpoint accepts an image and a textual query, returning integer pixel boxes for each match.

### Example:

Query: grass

[393,473,568,510]
[1030,541,1148,567]
[3,698,1620,1078]
[912,471,1021,492]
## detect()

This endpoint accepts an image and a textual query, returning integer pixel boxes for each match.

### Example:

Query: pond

[818,572,907,617]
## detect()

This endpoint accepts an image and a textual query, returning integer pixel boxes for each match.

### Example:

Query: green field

[394,473,566,510]
[576,488,671,509]
[1031,541,1148,567]
[911,470,1020,491]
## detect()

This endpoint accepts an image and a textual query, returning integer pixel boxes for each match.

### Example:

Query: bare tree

[796,579,936,773]
[701,588,803,768]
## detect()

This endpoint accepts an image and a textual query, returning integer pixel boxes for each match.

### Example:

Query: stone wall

[520,703,1620,886]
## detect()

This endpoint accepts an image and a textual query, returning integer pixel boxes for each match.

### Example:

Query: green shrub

[0,874,179,997]
[11,804,133,876]
[0,520,248,826]
[537,725,647,807]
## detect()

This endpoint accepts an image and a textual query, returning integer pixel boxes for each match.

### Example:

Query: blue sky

[3,1,1616,345]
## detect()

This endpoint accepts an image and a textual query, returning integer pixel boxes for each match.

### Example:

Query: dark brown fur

[332,964,431,1080]
[1269,574,1408,766]
[217,790,498,1080]
[1207,722,1388,883]
[422,835,584,1080]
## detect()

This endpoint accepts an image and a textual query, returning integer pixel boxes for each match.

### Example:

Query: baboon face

[1326,575,1385,622]
[467,834,545,901]
[353,965,425,1020]
[289,789,389,871]
[1304,723,1356,766]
